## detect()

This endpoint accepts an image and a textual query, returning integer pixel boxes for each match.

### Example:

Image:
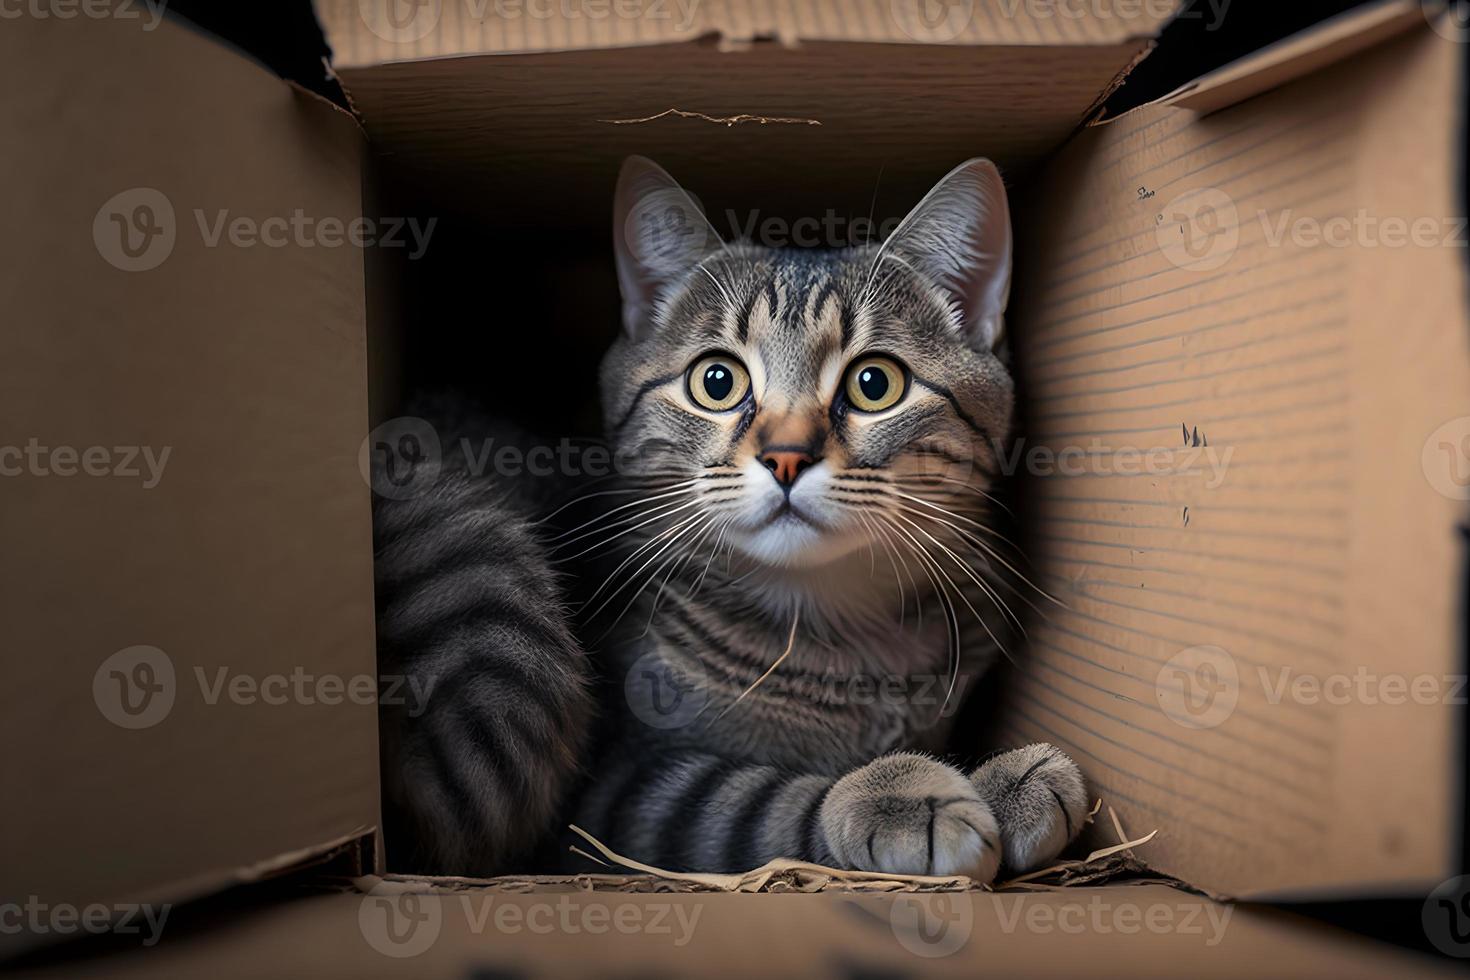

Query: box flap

[1001,23,1466,898]
[315,3,1178,239]
[8,885,1461,978]
[319,0,1181,67]
[0,6,380,955]
[1105,0,1430,120]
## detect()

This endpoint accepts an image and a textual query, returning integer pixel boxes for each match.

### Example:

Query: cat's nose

[759,449,818,489]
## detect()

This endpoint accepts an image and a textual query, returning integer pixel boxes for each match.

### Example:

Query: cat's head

[602,157,1014,570]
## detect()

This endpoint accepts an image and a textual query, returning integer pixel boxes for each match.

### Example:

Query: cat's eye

[844,355,907,413]
[686,354,751,412]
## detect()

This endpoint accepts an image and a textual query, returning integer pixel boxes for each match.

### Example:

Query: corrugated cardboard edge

[2,828,377,962]
[314,0,1181,70]
[1095,0,1429,124]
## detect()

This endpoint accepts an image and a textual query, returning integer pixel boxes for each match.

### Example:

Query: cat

[372,156,1088,881]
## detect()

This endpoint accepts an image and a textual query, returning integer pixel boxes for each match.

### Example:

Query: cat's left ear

[886,158,1012,351]
[612,156,723,340]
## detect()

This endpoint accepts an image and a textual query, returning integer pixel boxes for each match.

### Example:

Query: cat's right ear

[613,156,722,339]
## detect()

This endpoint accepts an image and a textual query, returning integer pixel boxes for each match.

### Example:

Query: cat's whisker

[584,511,712,627]
[640,514,724,636]
[576,510,706,608]
[876,514,967,711]
[553,495,711,561]
[547,481,702,543]
[889,492,1060,609]
[535,475,698,527]
[889,509,1025,640]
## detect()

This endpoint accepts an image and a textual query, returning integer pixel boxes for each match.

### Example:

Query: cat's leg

[575,749,1000,882]
[969,743,1089,873]
[374,470,594,875]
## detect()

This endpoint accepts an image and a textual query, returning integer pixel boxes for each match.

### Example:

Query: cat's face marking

[604,158,1015,570]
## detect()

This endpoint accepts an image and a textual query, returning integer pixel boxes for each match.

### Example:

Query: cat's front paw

[820,752,1000,882]
[971,743,1088,873]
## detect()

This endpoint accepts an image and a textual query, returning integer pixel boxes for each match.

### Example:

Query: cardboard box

[2,0,1464,974]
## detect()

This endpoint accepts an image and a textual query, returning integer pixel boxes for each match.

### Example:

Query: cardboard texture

[1002,19,1467,898]
[314,1,1167,231]
[320,0,1178,63]
[0,7,380,958]
[7,886,1462,979]
[6,0,1467,973]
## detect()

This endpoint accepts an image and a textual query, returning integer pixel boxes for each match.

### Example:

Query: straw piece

[567,824,974,892]
[1108,805,1135,858]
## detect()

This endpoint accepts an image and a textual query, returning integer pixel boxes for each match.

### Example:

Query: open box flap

[1100,0,1432,122]
[1002,21,1467,898]
[317,0,1181,67]
[314,3,1178,238]
[0,6,379,956]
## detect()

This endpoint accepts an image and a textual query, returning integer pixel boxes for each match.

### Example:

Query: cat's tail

[371,437,594,874]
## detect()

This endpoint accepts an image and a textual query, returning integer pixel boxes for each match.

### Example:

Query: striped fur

[377,158,1087,879]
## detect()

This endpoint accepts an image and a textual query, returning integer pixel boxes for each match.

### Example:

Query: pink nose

[760,450,815,488]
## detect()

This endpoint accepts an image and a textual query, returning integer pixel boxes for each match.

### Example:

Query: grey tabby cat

[373,157,1088,881]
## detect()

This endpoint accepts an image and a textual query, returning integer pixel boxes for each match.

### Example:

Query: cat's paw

[970,743,1088,873]
[820,752,1000,882]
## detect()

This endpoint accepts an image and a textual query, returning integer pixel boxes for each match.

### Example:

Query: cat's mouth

[760,499,818,529]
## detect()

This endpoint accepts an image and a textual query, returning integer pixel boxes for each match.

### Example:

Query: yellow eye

[844,356,907,412]
[687,354,751,412]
